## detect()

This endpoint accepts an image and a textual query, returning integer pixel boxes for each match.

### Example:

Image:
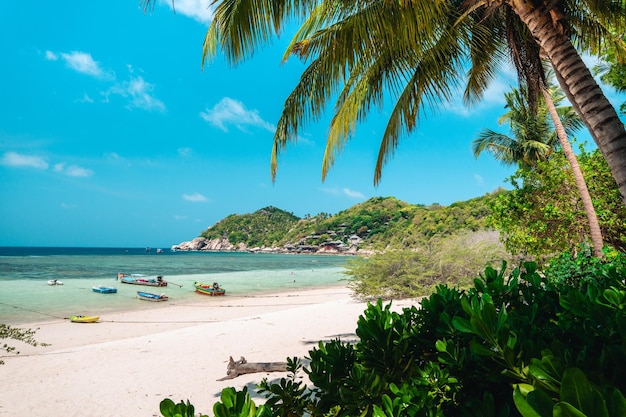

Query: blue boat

[92,285,118,294]
[136,291,168,302]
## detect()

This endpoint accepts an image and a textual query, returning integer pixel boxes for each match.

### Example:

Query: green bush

[344,232,510,300]
[0,324,49,365]
[160,251,626,417]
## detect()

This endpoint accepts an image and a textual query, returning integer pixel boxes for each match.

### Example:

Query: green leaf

[469,339,496,357]
[527,389,556,417]
[605,387,626,417]
[513,387,546,417]
[159,399,176,417]
[553,402,588,417]
[560,368,608,417]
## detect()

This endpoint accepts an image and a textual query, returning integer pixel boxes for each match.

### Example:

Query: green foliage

[160,398,208,417]
[257,357,310,417]
[160,387,270,417]
[0,324,49,365]
[345,232,511,300]
[201,206,299,248]
[213,387,269,417]
[196,194,501,253]
[489,148,626,257]
[160,251,626,417]
[593,36,626,116]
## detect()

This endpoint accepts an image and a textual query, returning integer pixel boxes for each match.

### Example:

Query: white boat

[47,279,63,286]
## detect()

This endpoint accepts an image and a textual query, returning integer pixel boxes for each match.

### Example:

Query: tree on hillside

[489,147,626,257]
[178,0,626,205]
[473,84,604,255]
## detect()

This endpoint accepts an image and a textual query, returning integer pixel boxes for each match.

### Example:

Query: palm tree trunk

[542,88,604,256]
[512,3,626,207]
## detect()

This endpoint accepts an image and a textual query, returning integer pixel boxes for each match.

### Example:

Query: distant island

[172,192,502,255]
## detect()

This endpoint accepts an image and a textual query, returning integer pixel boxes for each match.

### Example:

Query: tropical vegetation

[489,147,626,258]
[201,206,300,248]
[191,0,626,205]
[196,194,502,252]
[0,324,48,365]
[161,251,626,417]
[473,82,604,256]
[138,1,626,416]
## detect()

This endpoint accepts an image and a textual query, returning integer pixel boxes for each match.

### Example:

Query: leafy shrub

[161,252,626,417]
[345,232,510,300]
[0,324,49,365]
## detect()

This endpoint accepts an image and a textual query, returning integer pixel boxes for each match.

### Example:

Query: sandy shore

[0,286,415,417]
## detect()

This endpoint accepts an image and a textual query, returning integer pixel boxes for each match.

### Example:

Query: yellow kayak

[69,315,100,323]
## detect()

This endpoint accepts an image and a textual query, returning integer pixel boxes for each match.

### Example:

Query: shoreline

[0,285,417,417]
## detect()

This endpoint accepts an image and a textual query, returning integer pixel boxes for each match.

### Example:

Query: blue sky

[0,1,621,248]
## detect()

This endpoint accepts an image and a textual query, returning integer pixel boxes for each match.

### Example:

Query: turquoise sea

[0,247,351,325]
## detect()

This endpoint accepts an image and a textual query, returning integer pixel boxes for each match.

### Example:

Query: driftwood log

[217,356,288,381]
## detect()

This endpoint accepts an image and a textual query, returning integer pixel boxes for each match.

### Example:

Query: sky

[0,1,623,248]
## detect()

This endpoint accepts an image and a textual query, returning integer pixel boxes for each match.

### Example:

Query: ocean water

[0,247,351,325]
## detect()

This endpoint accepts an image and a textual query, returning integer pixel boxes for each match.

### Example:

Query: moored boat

[194,282,226,296]
[70,315,100,323]
[118,273,167,287]
[136,291,169,302]
[47,279,63,286]
[92,285,117,294]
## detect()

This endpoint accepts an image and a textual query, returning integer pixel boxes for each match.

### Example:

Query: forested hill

[173,191,504,253]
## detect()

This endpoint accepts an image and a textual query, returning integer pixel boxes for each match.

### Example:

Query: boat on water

[70,315,100,323]
[194,282,226,296]
[136,291,169,302]
[92,285,117,294]
[117,273,167,287]
[47,279,63,286]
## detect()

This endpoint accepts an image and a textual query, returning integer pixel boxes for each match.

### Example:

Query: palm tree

[472,87,558,168]
[474,85,604,255]
[544,88,605,256]
[163,0,626,204]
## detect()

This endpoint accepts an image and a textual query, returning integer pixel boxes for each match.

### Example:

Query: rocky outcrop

[171,237,247,252]
[171,237,367,256]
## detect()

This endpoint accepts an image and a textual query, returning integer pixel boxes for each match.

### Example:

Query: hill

[172,191,504,254]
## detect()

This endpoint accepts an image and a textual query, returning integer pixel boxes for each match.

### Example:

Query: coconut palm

[157,0,626,203]
[472,87,559,168]
[541,85,604,256]
[474,85,604,255]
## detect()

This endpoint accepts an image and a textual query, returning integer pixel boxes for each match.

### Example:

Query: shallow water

[0,248,351,324]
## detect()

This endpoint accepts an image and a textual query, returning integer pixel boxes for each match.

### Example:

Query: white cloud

[59,51,112,79]
[0,152,48,169]
[65,165,94,177]
[54,162,93,177]
[110,76,166,112]
[183,192,208,202]
[342,187,365,199]
[78,93,94,103]
[322,186,365,199]
[474,174,484,185]
[44,50,58,61]
[61,203,77,209]
[159,0,214,24]
[200,97,275,132]
[174,215,188,221]
[178,147,192,157]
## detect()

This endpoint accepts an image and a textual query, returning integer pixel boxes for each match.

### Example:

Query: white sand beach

[0,286,414,417]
